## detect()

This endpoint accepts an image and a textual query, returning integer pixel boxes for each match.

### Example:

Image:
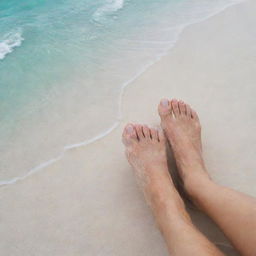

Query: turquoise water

[0,0,242,182]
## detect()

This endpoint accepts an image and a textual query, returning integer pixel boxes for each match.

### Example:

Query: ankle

[147,173,176,201]
[148,178,186,213]
[150,187,192,231]
[183,171,213,198]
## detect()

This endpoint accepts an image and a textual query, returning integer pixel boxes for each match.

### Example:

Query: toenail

[126,125,134,134]
[161,99,169,107]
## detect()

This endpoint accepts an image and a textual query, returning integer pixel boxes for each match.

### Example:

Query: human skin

[158,98,256,256]
[122,98,256,256]
[122,123,224,256]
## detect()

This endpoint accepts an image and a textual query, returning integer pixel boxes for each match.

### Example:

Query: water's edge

[0,0,245,187]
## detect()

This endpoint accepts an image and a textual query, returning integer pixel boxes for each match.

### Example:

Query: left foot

[158,99,211,199]
[122,124,183,208]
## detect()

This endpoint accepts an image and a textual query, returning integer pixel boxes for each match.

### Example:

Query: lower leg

[185,174,256,256]
[158,99,256,256]
[149,173,225,256]
[122,124,225,256]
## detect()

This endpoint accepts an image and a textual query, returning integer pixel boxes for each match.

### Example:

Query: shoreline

[1,1,255,255]
[0,0,245,186]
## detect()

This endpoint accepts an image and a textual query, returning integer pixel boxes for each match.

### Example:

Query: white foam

[0,31,24,60]
[92,0,124,22]
[0,122,120,186]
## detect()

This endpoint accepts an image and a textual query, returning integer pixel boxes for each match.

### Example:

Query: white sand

[1,1,256,255]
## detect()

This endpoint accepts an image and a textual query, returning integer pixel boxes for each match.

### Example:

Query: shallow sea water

[0,0,242,182]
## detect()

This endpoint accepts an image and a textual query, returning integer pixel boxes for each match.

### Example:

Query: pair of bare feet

[122,98,224,255]
[122,99,256,256]
[122,99,209,208]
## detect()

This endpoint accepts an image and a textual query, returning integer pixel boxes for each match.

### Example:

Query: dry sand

[1,0,256,255]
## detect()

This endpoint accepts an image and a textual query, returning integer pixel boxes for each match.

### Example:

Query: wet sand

[1,1,255,255]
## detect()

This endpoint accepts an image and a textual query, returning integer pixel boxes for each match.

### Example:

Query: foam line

[0,153,64,186]
[64,121,119,150]
[0,122,120,186]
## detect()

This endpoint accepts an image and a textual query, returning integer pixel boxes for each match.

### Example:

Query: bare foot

[122,124,184,209]
[158,99,211,196]
[122,124,224,256]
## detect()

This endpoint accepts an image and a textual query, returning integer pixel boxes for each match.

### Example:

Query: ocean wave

[0,31,24,60]
[92,0,124,22]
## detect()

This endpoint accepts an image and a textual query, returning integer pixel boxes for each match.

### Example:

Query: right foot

[158,99,211,196]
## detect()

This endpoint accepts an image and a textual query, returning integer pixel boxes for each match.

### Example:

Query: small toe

[171,99,180,117]
[142,125,150,138]
[150,128,158,141]
[135,124,144,140]
[191,109,199,121]
[178,100,186,116]
[158,98,172,120]
[122,124,138,146]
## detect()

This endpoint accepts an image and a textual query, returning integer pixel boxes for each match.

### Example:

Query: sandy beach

[1,0,256,255]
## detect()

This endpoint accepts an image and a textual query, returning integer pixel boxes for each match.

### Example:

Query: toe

[142,125,150,139]
[122,124,138,146]
[178,100,186,116]
[185,104,192,118]
[171,99,180,117]
[158,129,166,143]
[158,98,172,120]
[150,128,158,141]
[191,109,199,121]
[135,124,144,140]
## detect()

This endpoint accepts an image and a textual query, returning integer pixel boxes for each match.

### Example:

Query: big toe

[158,98,172,121]
[122,124,138,146]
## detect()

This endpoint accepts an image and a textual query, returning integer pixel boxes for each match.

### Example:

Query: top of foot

[122,124,176,205]
[158,99,208,184]
[123,123,193,219]
[122,124,168,182]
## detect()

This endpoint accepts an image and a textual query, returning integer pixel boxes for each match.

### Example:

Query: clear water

[0,0,242,183]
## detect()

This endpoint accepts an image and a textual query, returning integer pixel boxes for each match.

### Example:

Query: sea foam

[0,31,24,60]
[92,0,124,22]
